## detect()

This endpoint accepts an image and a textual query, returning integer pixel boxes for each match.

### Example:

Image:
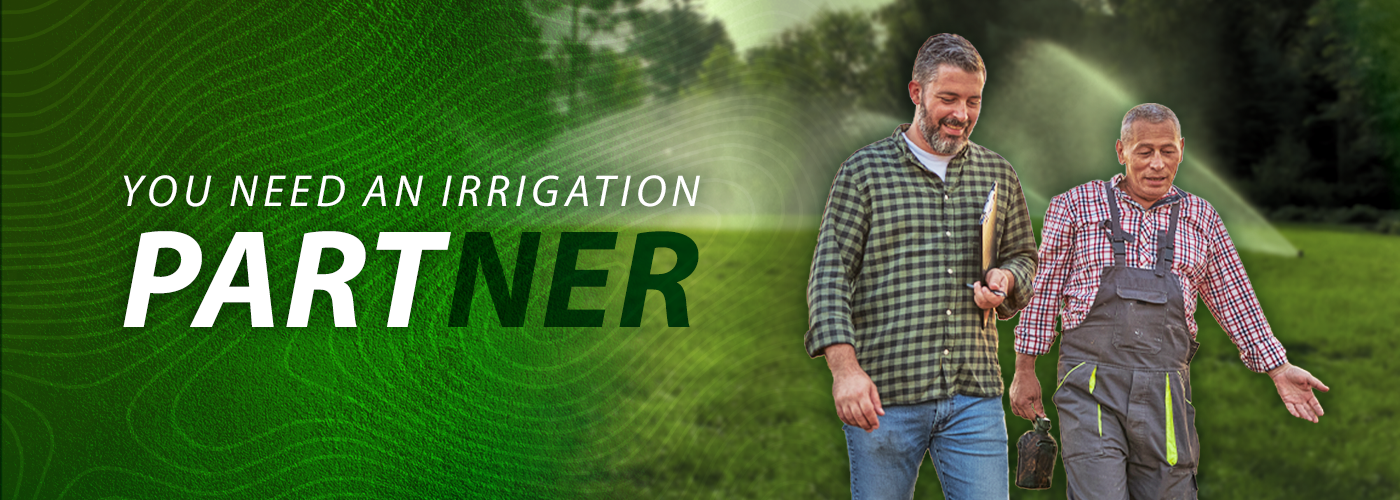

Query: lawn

[581,225,1400,499]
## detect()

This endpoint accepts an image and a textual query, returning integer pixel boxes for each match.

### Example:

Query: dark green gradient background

[3,2,840,497]
[5,1,1398,499]
[2,1,624,497]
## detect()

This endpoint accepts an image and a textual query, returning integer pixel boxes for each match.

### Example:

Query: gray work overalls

[1053,184,1199,499]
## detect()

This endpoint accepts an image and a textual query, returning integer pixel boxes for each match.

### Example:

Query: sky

[653,0,896,51]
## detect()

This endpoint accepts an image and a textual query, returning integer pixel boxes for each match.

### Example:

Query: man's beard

[915,106,974,155]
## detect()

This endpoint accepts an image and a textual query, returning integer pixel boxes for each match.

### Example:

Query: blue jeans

[844,394,1009,500]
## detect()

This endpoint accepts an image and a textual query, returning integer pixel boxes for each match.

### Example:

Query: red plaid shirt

[1014,175,1288,373]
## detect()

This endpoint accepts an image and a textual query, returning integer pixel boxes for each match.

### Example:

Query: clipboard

[979,182,998,329]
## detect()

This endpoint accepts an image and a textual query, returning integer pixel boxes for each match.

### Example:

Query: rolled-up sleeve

[995,171,1039,319]
[1198,208,1288,372]
[805,162,869,358]
[1014,193,1075,356]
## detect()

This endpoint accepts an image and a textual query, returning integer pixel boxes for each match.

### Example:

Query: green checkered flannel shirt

[806,125,1038,404]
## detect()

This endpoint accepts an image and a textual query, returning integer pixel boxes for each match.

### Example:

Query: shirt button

[946,309,952,316]
[943,349,950,355]
[947,268,954,274]
[945,231,952,237]
[944,195,950,200]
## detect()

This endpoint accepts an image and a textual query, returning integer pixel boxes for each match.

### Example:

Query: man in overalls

[1009,103,1329,499]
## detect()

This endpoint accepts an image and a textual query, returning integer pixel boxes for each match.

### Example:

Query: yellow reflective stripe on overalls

[1166,373,1178,466]
[1056,362,1087,393]
[1090,366,1100,436]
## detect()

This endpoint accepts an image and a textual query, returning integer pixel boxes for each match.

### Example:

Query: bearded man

[806,33,1038,499]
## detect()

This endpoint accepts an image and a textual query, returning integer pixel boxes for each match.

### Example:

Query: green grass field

[584,225,1399,499]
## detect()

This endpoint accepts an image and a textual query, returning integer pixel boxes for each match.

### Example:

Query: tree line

[524,0,1397,217]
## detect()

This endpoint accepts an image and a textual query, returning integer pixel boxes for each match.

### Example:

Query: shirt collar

[1109,173,1184,210]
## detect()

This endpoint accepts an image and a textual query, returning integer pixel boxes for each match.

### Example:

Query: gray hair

[1120,103,1181,143]
[912,34,985,87]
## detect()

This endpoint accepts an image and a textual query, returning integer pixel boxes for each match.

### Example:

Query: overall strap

[1102,182,1128,268]
[1155,202,1181,276]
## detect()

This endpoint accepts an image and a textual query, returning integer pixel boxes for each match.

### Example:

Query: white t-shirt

[903,133,954,180]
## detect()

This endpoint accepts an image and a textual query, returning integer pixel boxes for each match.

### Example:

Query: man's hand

[1268,363,1329,423]
[824,344,885,432]
[973,268,1014,310]
[1009,352,1045,420]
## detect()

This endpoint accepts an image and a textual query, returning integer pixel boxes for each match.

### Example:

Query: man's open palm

[1270,364,1329,423]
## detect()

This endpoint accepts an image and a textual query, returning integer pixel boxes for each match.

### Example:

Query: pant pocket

[1179,372,1199,470]
[1051,366,1104,462]
[1165,371,1198,471]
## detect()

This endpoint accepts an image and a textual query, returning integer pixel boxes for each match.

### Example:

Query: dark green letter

[448,232,540,327]
[621,232,698,327]
[544,232,617,327]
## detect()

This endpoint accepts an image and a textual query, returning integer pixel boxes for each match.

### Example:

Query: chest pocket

[1111,284,1169,354]
[1071,217,1117,273]
[1169,222,1210,282]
